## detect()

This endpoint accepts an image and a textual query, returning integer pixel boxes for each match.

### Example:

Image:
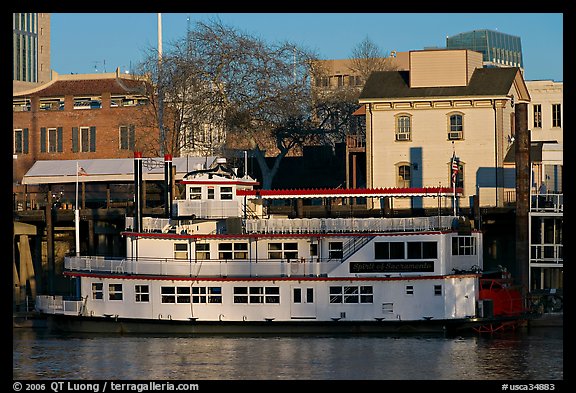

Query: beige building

[358,49,531,211]
[526,80,563,144]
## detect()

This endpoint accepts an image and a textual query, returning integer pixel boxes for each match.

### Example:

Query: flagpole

[75,162,80,256]
[452,142,457,217]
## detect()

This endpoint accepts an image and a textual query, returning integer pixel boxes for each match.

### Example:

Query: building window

[192,287,222,304]
[72,126,96,152]
[207,188,215,200]
[552,104,561,127]
[396,163,411,188]
[174,243,189,260]
[119,125,135,150]
[13,129,29,154]
[452,236,477,256]
[533,104,542,128]
[108,284,123,301]
[40,127,63,153]
[448,113,463,140]
[195,243,210,260]
[135,285,149,302]
[91,282,103,300]
[395,115,411,141]
[328,242,343,259]
[382,303,394,313]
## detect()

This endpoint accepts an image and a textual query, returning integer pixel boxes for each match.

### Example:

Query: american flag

[451,153,459,186]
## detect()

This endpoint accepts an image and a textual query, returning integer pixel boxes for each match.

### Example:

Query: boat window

[434,285,442,296]
[192,286,222,303]
[405,285,414,295]
[207,188,215,199]
[195,243,210,259]
[108,284,123,301]
[329,286,373,304]
[268,242,298,260]
[219,242,248,259]
[407,241,438,259]
[452,236,477,255]
[220,186,233,200]
[233,286,279,304]
[174,243,189,260]
[161,287,176,303]
[135,285,149,302]
[188,187,202,200]
[374,242,405,260]
[382,303,394,313]
[91,282,103,300]
[328,242,343,259]
[176,287,191,303]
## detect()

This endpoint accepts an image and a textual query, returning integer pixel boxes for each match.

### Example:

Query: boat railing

[35,295,83,315]
[244,216,456,234]
[530,193,563,213]
[65,256,343,278]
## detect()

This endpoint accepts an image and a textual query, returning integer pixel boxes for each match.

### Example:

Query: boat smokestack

[164,154,173,218]
[134,152,143,232]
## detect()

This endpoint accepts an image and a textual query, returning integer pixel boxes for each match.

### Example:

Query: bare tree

[349,36,398,83]
[138,19,338,189]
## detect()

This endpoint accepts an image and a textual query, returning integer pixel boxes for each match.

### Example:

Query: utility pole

[158,13,165,156]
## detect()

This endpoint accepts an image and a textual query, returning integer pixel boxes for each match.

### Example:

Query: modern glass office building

[13,13,50,85]
[446,29,523,69]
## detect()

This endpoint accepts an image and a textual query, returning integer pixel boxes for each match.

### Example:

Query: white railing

[530,193,563,213]
[530,244,563,264]
[35,295,83,315]
[245,216,456,234]
[173,199,241,218]
[64,256,342,278]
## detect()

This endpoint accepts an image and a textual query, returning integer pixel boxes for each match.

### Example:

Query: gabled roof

[359,67,522,101]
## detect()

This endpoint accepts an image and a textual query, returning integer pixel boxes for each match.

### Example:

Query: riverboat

[36,155,528,335]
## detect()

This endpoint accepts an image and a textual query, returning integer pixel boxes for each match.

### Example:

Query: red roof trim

[179,180,259,186]
[237,187,463,197]
[64,271,479,282]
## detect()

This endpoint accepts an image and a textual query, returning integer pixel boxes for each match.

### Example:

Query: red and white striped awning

[236,187,463,200]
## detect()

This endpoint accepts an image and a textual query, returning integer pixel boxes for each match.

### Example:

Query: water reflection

[13,328,562,380]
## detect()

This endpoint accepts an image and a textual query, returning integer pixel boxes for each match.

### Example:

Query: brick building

[13,69,158,188]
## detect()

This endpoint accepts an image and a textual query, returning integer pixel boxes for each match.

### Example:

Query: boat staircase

[341,235,375,262]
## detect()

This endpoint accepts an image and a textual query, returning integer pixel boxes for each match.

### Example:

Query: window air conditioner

[448,131,463,140]
[396,133,410,141]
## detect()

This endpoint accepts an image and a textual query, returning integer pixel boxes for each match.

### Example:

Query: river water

[13,326,563,381]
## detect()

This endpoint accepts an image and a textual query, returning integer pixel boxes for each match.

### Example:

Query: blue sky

[50,13,563,82]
